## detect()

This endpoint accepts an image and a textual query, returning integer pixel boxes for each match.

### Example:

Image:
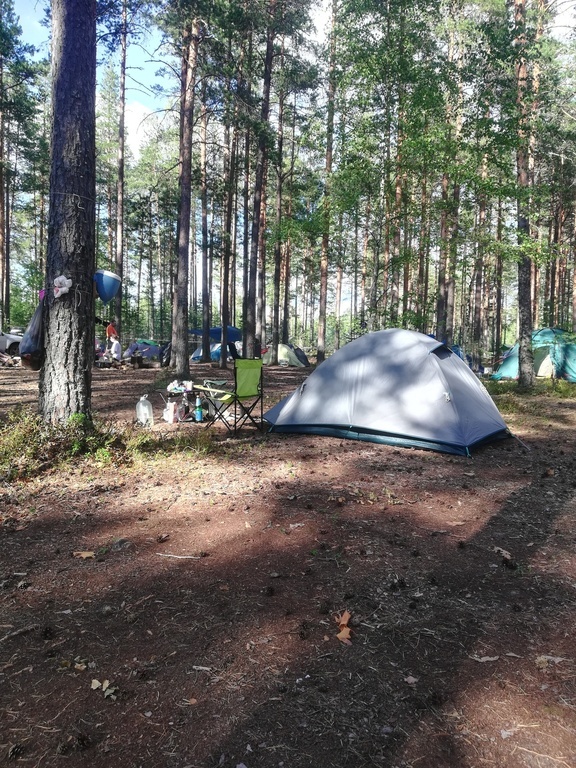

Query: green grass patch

[484,378,576,416]
[0,406,217,481]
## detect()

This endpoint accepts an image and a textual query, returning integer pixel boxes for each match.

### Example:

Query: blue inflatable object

[94,269,121,304]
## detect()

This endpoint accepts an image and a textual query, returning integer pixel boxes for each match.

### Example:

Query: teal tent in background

[491,328,576,382]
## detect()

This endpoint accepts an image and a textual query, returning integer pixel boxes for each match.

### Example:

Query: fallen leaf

[91,679,102,689]
[73,551,95,559]
[336,610,351,628]
[336,626,352,645]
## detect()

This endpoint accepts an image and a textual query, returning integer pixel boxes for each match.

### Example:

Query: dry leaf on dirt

[73,551,95,559]
[336,626,352,644]
[335,610,352,644]
[91,678,118,699]
[336,610,351,628]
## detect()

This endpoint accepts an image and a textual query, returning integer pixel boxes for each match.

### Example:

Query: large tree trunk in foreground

[172,21,202,380]
[39,0,96,423]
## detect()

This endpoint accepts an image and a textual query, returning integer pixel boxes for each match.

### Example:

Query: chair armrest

[194,384,231,397]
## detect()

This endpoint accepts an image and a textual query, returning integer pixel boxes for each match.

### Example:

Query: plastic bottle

[194,395,203,423]
[177,396,189,421]
[136,394,154,427]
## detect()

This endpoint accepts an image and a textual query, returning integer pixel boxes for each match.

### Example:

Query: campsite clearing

[1,365,576,768]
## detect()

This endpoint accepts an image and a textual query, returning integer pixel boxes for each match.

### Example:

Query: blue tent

[189,326,242,342]
[191,343,222,362]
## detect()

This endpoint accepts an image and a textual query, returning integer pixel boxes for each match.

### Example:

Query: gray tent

[265,329,509,456]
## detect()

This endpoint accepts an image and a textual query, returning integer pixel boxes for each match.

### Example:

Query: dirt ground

[1,363,576,768]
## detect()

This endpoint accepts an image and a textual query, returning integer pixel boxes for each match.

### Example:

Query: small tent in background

[123,340,161,359]
[191,343,222,362]
[265,329,510,456]
[491,328,576,382]
[262,343,310,367]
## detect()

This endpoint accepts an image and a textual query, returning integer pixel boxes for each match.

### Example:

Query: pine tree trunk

[172,20,202,379]
[200,94,210,361]
[271,53,285,366]
[436,173,449,341]
[317,1,336,364]
[246,4,275,358]
[0,67,5,327]
[39,0,96,423]
[114,0,127,335]
[514,0,534,389]
[220,95,238,369]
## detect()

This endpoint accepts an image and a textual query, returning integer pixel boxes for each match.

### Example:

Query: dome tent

[264,329,510,456]
[491,328,576,382]
[262,343,309,367]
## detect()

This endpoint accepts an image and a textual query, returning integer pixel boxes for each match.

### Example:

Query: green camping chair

[196,358,264,434]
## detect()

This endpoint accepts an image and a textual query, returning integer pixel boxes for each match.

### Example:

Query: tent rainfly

[264,329,510,456]
[491,328,576,382]
[262,343,309,367]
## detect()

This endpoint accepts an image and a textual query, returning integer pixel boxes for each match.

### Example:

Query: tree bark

[172,20,203,380]
[246,1,276,359]
[39,0,96,423]
[200,92,210,361]
[514,0,534,389]
[114,0,127,336]
[317,0,336,364]
[271,47,285,366]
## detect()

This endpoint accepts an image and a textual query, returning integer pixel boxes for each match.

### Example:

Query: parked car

[0,328,23,356]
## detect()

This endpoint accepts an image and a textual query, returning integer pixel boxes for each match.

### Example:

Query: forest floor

[1,363,576,768]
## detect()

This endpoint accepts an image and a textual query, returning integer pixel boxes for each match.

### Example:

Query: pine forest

[4,0,576,371]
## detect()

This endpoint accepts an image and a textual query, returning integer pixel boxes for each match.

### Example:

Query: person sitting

[99,334,122,368]
[109,334,122,362]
